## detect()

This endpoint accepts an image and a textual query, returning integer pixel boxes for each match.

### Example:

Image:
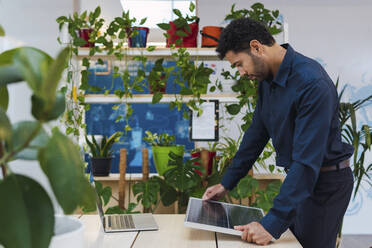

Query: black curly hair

[216,18,275,60]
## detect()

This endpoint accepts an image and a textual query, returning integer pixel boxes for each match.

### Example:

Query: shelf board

[84,93,239,103]
[76,47,219,60]
[93,173,285,182]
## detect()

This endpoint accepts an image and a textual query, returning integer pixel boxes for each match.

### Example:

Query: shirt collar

[271,43,295,88]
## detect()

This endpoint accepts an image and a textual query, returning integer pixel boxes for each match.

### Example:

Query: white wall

[199,0,372,235]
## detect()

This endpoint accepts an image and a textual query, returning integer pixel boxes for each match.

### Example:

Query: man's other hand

[234,222,273,245]
[202,184,227,201]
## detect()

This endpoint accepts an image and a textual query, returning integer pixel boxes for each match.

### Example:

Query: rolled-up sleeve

[221,100,270,190]
[260,80,336,239]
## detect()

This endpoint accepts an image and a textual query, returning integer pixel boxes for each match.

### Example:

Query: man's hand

[234,222,273,245]
[202,184,227,201]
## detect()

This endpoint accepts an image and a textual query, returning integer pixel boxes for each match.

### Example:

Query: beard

[250,54,272,82]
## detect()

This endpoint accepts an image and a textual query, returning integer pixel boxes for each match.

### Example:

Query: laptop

[95,185,158,233]
[184,197,264,236]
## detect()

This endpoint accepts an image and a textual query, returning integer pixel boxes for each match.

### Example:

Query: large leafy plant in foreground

[0,43,95,248]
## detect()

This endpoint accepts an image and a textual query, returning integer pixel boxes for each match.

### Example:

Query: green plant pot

[152,145,184,176]
[90,157,113,176]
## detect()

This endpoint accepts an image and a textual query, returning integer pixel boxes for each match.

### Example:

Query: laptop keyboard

[107,215,135,229]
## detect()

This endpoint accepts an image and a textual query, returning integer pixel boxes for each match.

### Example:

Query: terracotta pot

[200,26,222,47]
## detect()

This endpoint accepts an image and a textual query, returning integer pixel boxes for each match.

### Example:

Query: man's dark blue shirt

[221,44,354,239]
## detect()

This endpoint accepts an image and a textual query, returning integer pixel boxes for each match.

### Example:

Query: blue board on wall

[85,103,194,173]
[85,60,183,95]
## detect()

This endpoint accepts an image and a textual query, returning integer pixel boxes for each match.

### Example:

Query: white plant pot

[49,215,84,248]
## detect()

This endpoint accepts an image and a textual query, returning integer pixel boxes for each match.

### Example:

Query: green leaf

[78,178,96,212]
[163,152,202,192]
[349,104,356,132]
[101,186,112,206]
[156,177,178,206]
[13,47,53,94]
[102,131,122,157]
[0,174,54,248]
[146,46,156,52]
[139,17,147,25]
[31,92,65,121]
[41,47,69,105]
[93,6,101,20]
[176,30,188,37]
[152,92,163,104]
[85,135,98,157]
[133,178,160,209]
[73,37,87,47]
[9,121,41,153]
[157,23,171,31]
[15,127,49,160]
[237,175,258,198]
[226,104,241,115]
[105,205,125,214]
[175,38,183,46]
[0,86,9,111]
[38,128,95,214]
[189,2,195,12]
[0,107,11,141]
[180,87,193,95]
[0,24,5,36]
[0,48,24,86]
[363,125,371,148]
[133,84,144,92]
[173,9,183,18]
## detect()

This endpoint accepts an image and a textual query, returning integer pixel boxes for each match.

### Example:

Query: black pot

[90,157,113,176]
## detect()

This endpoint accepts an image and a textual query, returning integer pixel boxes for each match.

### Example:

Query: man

[202,18,354,248]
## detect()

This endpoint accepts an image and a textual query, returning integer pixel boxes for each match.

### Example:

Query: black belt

[284,159,350,173]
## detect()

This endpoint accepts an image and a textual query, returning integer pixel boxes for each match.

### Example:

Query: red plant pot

[191,152,203,176]
[149,74,166,94]
[191,151,216,176]
[166,21,198,48]
[78,28,94,47]
[206,151,216,175]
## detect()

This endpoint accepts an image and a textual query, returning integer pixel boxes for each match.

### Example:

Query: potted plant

[224,3,283,35]
[335,79,372,247]
[56,6,104,49]
[157,2,199,47]
[90,181,139,214]
[143,131,184,176]
[85,131,123,176]
[168,47,215,117]
[190,143,218,177]
[0,35,95,248]
[147,58,175,104]
[132,153,203,214]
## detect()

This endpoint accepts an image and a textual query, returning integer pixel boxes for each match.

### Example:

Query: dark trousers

[289,167,353,248]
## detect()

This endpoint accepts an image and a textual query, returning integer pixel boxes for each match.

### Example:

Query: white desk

[79,214,301,248]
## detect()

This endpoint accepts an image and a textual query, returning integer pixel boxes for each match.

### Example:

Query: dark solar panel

[186,198,264,230]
